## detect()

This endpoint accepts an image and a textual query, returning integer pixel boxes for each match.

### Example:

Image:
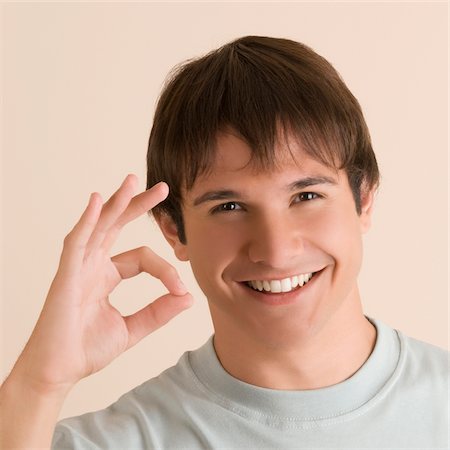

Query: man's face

[162,131,373,345]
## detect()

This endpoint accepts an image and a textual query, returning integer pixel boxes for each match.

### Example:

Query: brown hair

[147,36,379,243]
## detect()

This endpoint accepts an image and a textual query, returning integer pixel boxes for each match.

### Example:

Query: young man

[0,36,447,449]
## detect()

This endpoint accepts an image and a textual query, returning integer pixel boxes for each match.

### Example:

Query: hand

[12,174,193,394]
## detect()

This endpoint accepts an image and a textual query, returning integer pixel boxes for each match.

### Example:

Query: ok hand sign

[14,174,193,393]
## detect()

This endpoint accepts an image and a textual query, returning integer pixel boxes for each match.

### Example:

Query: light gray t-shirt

[52,317,449,449]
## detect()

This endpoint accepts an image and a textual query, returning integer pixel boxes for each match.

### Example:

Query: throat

[212,315,377,390]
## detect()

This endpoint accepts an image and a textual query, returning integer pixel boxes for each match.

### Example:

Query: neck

[211,294,377,390]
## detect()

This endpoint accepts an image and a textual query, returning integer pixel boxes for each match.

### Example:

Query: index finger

[112,246,187,296]
[100,181,169,251]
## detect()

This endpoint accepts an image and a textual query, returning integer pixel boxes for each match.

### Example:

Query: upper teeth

[247,273,313,293]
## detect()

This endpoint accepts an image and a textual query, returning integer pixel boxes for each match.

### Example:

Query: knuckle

[137,245,151,256]
[135,198,149,215]
[148,305,160,325]
[63,232,74,247]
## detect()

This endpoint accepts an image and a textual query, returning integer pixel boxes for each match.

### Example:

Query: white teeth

[280,278,291,293]
[299,274,305,287]
[270,280,282,293]
[247,272,315,293]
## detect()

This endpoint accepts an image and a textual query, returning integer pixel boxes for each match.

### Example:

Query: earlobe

[359,188,376,234]
[155,213,189,261]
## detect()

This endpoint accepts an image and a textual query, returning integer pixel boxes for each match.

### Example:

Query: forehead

[191,131,340,188]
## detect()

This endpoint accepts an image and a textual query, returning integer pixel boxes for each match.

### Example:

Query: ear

[155,213,189,261]
[359,186,376,234]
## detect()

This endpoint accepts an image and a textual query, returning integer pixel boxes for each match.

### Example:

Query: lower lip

[239,269,324,306]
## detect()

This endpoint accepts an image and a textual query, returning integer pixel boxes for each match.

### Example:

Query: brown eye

[298,192,319,201]
[211,202,242,214]
[221,202,239,210]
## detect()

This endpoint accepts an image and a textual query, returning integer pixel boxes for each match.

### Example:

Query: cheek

[184,218,245,285]
[303,205,363,264]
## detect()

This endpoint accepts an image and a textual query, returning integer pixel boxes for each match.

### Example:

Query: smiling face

[158,131,374,347]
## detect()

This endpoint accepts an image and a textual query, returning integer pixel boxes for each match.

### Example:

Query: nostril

[247,235,305,266]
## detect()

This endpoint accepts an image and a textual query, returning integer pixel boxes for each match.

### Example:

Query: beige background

[1,2,448,420]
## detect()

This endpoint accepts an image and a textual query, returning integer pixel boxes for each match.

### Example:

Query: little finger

[59,192,103,272]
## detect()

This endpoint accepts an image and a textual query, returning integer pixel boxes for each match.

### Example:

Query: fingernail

[158,181,169,196]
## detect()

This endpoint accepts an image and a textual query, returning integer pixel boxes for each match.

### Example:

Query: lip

[237,267,325,306]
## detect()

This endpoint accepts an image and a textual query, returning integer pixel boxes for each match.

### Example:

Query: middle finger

[100,181,169,252]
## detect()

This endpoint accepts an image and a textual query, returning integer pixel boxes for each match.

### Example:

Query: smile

[245,272,315,294]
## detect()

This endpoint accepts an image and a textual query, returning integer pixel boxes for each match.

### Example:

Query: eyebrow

[288,176,337,191]
[192,176,337,207]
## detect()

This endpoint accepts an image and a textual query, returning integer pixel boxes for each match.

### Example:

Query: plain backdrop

[1,1,448,420]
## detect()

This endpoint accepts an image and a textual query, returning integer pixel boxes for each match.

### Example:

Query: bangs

[147,36,378,240]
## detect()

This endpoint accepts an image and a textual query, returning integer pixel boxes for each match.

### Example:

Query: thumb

[124,293,194,349]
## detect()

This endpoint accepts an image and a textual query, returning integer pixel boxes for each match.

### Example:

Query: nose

[246,212,304,268]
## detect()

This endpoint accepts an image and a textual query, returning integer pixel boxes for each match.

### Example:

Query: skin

[0,175,193,448]
[158,131,377,390]
[0,132,377,447]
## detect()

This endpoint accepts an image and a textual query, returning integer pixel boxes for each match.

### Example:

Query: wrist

[3,367,73,401]
[0,371,72,449]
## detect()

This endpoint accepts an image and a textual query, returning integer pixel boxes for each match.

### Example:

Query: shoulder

[400,330,448,366]
[395,328,448,387]
[52,348,205,449]
[131,348,206,408]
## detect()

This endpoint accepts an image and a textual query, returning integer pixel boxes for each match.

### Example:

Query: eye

[211,202,243,214]
[295,192,322,202]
